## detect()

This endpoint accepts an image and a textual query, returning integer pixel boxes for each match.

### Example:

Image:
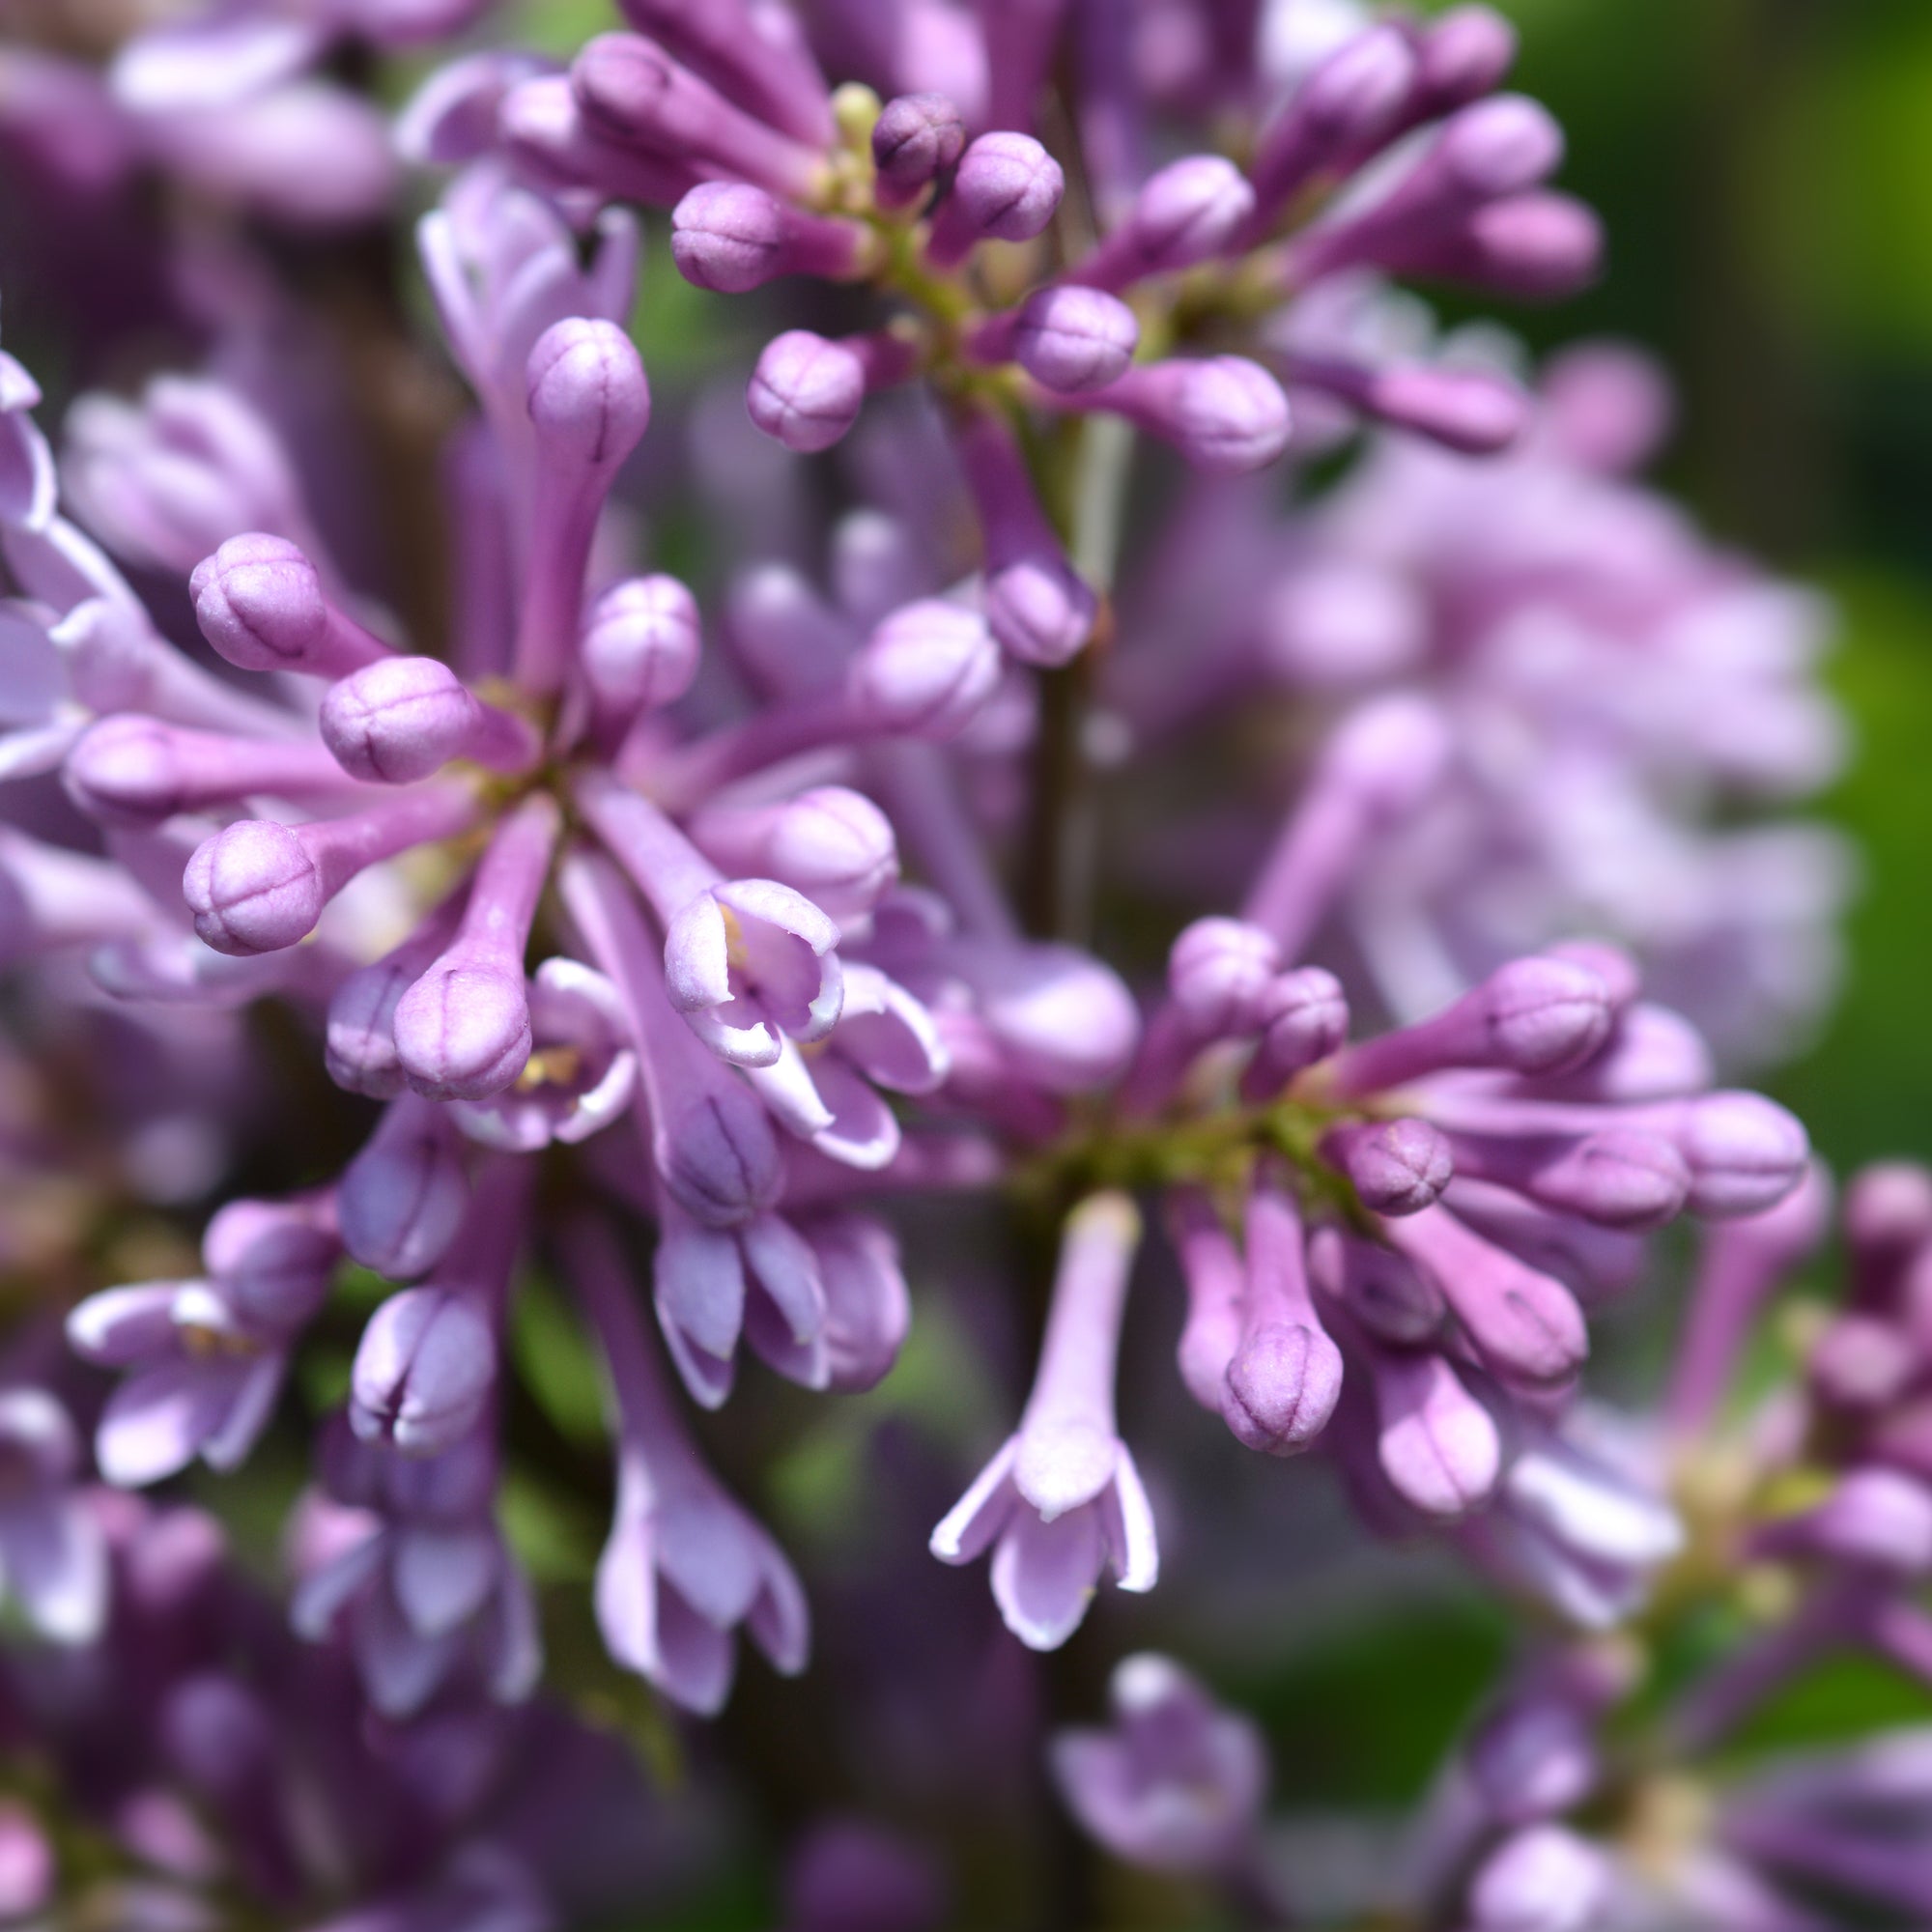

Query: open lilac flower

[932,1193,1158,1650]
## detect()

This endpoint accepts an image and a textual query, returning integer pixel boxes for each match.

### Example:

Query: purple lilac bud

[1323,1118,1454,1217]
[351,1286,497,1455]
[1168,917,1281,1039]
[1309,1225,1445,1345]
[1241,967,1351,1098]
[571,32,826,199]
[848,598,1002,737]
[1415,6,1520,116]
[1168,1191,1246,1411]
[320,657,538,783]
[1631,1092,1810,1217]
[1383,1207,1587,1388]
[581,573,702,727]
[925,132,1065,266]
[183,784,481,955]
[1327,955,1614,1096]
[747,331,872,453]
[325,891,468,1097]
[1447,1127,1691,1231]
[1076,155,1257,289]
[871,91,966,209]
[671,182,877,293]
[1222,1181,1344,1455]
[1088,357,1293,473]
[517,318,651,696]
[1367,1343,1501,1516]
[394,793,560,1101]
[499,71,704,207]
[338,1093,471,1280]
[976,286,1139,394]
[1244,25,1418,231]
[63,717,358,828]
[190,533,389,677]
[952,413,1097,666]
[613,0,835,147]
[1282,353,1530,454]
[931,1194,1157,1650]
[1413,192,1605,300]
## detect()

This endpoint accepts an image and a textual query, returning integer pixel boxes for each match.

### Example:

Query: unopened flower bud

[350,1286,495,1455]
[190,533,387,677]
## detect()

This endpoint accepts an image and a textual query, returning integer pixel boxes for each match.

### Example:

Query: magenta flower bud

[394,794,560,1101]
[582,574,702,723]
[1414,191,1605,300]
[1329,955,1613,1097]
[202,1198,338,1331]
[526,317,651,474]
[1285,353,1529,455]
[1452,1128,1691,1232]
[1435,94,1565,198]
[350,1287,496,1455]
[952,413,1097,666]
[1646,1092,1809,1218]
[1077,156,1255,289]
[1417,6,1520,113]
[1245,25,1418,227]
[338,1094,469,1280]
[1168,1191,1245,1412]
[1241,967,1350,1098]
[1369,1345,1499,1517]
[571,32,825,200]
[189,533,389,677]
[64,716,355,828]
[515,318,651,697]
[1466,1825,1611,1932]
[1529,1003,1713,1104]
[1847,1162,1932,1303]
[325,894,466,1098]
[1384,1207,1587,1387]
[613,0,835,148]
[670,182,876,293]
[1090,357,1293,474]
[994,286,1140,394]
[320,657,537,783]
[1753,1467,1932,1577]
[848,598,1001,738]
[498,71,703,207]
[1323,1119,1453,1217]
[1221,1182,1343,1456]
[925,132,1065,265]
[870,91,965,208]
[1168,917,1281,1039]
[1309,1226,1443,1345]
[688,786,898,930]
[183,785,480,956]
[747,330,866,452]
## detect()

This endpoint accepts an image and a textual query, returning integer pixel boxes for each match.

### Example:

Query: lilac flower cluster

[0,0,1887,1924]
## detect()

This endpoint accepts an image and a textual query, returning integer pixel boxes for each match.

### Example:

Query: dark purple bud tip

[183,820,322,956]
[872,92,965,191]
[849,599,1001,738]
[1479,955,1614,1074]
[1222,1321,1344,1456]
[1328,1118,1453,1216]
[582,574,701,713]
[351,1287,495,1457]
[393,963,533,1102]
[952,131,1064,242]
[190,533,329,673]
[526,317,651,469]
[747,330,866,453]
[321,657,480,784]
[1011,287,1139,394]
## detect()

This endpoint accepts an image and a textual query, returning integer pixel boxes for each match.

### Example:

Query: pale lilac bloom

[0,1390,108,1643]
[931,1193,1158,1650]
